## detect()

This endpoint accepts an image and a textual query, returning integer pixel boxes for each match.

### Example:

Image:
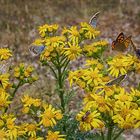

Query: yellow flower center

[27,124,36,131]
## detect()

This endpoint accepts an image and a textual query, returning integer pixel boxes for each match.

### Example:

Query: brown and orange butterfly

[112,32,132,52]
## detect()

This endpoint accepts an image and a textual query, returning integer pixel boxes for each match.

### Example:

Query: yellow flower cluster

[33,22,106,62]
[0,88,11,110]
[108,54,139,77]
[14,63,38,82]
[80,22,100,39]
[38,24,59,37]
[21,95,41,113]
[0,48,66,139]
[46,131,66,140]
[0,73,10,89]
[76,85,140,131]
[68,59,104,90]
[83,40,108,57]
[0,48,12,60]
[40,104,63,127]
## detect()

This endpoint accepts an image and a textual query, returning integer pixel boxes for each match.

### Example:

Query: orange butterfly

[112,32,131,52]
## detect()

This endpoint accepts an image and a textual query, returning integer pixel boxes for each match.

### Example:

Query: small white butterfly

[29,45,45,56]
[89,11,100,28]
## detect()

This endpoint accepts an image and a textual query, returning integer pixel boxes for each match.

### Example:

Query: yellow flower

[0,129,7,139]
[85,59,103,70]
[83,44,98,55]
[40,104,63,127]
[0,73,10,89]
[114,101,132,118]
[114,88,133,102]
[134,58,140,73]
[46,131,66,140]
[83,41,108,56]
[21,95,41,108]
[64,42,82,60]
[68,26,80,43]
[80,22,100,39]
[32,38,44,46]
[112,114,134,129]
[84,68,103,86]
[45,36,66,47]
[76,110,104,131]
[39,24,59,37]
[61,27,69,35]
[22,106,30,114]
[2,114,19,139]
[107,55,128,77]
[0,48,12,60]
[24,65,34,77]
[132,108,140,128]
[26,123,39,137]
[92,40,108,48]
[0,88,11,109]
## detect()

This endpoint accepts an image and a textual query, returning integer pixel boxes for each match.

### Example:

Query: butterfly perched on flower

[106,74,127,86]
[89,11,100,28]
[112,32,132,52]
[29,45,45,56]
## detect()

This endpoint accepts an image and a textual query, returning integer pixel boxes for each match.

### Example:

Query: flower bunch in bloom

[107,54,140,77]
[0,48,12,60]
[0,47,65,139]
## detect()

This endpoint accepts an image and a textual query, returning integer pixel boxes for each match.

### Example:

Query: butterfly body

[89,11,100,28]
[82,111,90,121]
[29,45,45,55]
[112,32,131,52]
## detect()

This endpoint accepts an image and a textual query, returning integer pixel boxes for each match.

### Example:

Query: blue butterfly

[89,11,100,28]
[29,45,45,55]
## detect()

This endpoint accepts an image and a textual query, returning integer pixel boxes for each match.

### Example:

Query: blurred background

[0,0,140,139]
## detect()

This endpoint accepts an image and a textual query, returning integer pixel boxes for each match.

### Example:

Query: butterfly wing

[29,45,45,55]
[116,32,125,43]
[112,32,127,51]
[89,11,100,28]
[106,74,127,86]
[124,36,131,49]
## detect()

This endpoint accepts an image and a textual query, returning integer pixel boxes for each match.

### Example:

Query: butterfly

[106,74,127,86]
[29,45,45,56]
[89,11,100,28]
[82,111,90,121]
[130,40,140,59]
[112,32,132,52]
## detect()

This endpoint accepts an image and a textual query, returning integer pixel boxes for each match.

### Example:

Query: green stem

[12,81,22,99]
[101,131,105,140]
[113,129,124,140]
[44,61,57,79]
[58,64,65,113]
[55,54,65,113]
[107,123,114,140]
[5,81,22,113]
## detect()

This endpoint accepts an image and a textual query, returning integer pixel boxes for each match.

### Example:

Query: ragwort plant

[0,21,140,140]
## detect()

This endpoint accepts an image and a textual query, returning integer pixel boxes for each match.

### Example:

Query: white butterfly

[89,11,100,28]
